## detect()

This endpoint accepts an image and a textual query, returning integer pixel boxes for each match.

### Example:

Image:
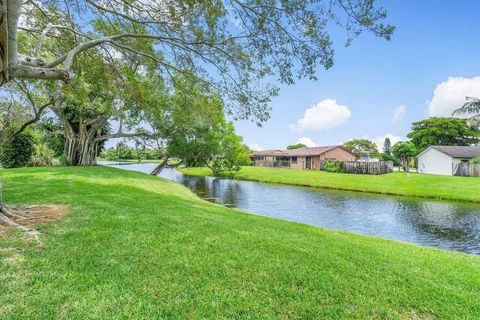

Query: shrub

[470,157,480,164]
[28,143,55,167]
[59,154,73,166]
[379,153,400,166]
[101,149,120,161]
[323,160,343,173]
[0,132,35,168]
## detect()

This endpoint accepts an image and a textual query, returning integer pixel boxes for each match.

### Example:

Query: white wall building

[417,146,480,176]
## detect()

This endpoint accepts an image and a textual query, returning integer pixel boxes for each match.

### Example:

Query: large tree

[343,139,379,159]
[1,0,393,122]
[148,80,232,174]
[45,39,168,165]
[391,141,416,172]
[407,117,480,151]
[383,137,391,155]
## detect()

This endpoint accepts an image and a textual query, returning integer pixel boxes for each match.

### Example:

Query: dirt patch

[0,205,69,235]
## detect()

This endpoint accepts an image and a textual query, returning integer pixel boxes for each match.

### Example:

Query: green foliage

[18,1,395,123]
[28,142,55,167]
[37,119,65,157]
[453,97,480,127]
[391,142,417,171]
[287,143,307,150]
[101,149,120,161]
[116,144,138,160]
[323,160,343,173]
[383,137,392,155]
[343,139,380,158]
[379,153,399,166]
[211,123,252,176]
[101,147,162,161]
[407,117,480,150]
[470,157,480,164]
[0,132,35,168]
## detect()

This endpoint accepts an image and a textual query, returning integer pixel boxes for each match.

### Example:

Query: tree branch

[94,131,158,142]
[7,100,55,143]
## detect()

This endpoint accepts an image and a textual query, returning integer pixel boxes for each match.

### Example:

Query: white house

[417,146,480,176]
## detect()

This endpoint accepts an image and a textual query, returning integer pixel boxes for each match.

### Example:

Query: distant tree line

[342,115,480,172]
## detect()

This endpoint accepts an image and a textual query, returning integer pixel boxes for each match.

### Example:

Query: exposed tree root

[0,207,40,241]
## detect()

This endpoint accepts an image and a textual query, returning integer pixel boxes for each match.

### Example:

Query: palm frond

[452,97,480,116]
[467,114,480,127]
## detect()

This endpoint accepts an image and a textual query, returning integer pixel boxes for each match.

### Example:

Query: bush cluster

[0,133,36,168]
[1,131,57,168]
[323,160,344,173]
[100,147,161,161]
[470,157,480,164]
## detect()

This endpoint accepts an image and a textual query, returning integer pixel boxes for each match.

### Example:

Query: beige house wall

[320,148,356,162]
[290,156,306,169]
[252,147,355,170]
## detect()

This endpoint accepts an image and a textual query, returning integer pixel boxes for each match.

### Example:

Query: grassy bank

[179,166,480,202]
[1,167,480,318]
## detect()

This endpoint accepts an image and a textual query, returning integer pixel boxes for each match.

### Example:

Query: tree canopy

[1,0,393,122]
[287,143,307,150]
[407,117,480,151]
[383,137,391,155]
[343,139,379,158]
[391,141,416,172]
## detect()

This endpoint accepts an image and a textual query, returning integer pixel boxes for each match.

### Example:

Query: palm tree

[453,97,480,126]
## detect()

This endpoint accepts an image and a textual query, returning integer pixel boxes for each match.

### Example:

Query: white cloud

[290,99,351,132]
[248,143,263,151]
[391,105,406,123]
[427,76,480,117]
[373,133,404,151]
[297,137,319,147]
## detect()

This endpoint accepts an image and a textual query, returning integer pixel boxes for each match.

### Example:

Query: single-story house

[417,145,480,176]
[250,145,355,170]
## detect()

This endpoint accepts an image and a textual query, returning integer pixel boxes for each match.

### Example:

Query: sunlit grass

[0,166,479,318]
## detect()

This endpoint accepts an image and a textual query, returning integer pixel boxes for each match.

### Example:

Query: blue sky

[233,0,480,151]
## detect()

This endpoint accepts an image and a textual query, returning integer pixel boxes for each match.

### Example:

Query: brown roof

[429,145,480,158]
[250,149,287,156]
[251,145,353,157]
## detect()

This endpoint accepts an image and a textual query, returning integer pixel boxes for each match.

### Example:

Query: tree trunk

[64,134,99,166]
[150,157,169,176]
[51,102,107,166]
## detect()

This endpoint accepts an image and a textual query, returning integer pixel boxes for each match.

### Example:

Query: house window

[291,157,297,164]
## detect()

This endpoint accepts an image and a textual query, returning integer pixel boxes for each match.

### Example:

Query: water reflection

[101,161,480,255]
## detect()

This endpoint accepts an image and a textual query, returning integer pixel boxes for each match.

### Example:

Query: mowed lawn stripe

[0,166,479,319]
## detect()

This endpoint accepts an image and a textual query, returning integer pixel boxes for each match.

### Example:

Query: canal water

[101,161,480,255]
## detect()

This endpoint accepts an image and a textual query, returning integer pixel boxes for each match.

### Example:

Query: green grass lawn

[1,167,480,319]
[179,166,480,202]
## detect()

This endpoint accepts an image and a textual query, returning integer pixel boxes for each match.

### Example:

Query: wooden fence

[341,161,394,175]
[454,163,480,177]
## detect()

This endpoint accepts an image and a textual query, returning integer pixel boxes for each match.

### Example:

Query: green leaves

[0,132,36,168]
[343,139,379,158]
[407,117,480,151]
